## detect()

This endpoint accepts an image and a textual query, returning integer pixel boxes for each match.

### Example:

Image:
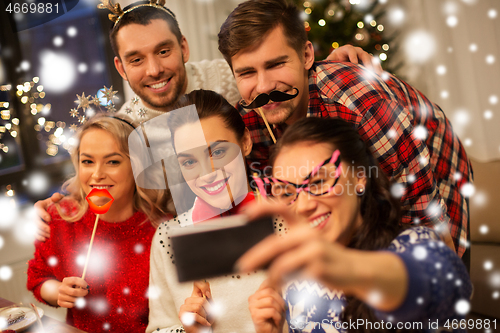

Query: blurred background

[0,0,498,327]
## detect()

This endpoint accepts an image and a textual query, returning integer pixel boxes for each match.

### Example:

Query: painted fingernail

[205,290,211,299]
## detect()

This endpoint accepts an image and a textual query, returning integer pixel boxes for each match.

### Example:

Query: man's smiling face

[231,26,314,125]
[114,19,189,111]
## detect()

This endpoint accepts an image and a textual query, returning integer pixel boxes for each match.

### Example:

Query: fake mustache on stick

[239,88,299,109]
[239,88,299,144]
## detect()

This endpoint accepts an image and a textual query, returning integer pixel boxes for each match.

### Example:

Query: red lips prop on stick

[82,188,114,279]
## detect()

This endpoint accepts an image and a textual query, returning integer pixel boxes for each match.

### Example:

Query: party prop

[82,188,114,279]
[239,88,299,144]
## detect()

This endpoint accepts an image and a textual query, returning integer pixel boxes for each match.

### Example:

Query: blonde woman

[27,115,170,333]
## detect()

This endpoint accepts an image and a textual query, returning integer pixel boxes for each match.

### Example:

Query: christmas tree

[296,0,399,71]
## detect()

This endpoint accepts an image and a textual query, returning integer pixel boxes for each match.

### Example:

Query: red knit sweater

[27,201,155,333]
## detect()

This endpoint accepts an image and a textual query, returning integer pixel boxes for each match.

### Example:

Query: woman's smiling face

[273,142,366,245]
[174,116,251,210]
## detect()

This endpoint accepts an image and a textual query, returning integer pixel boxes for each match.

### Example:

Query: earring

[356,186,365,196]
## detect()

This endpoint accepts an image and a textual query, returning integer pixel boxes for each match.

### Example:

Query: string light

[1,77,67,156]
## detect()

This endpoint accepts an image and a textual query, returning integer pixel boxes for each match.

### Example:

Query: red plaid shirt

[241,61,472,257]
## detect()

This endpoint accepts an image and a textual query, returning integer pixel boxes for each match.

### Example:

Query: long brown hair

[271,117,404,332]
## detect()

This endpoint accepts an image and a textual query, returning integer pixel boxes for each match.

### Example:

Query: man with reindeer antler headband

[33,0,378,235]
[218,0,472,266]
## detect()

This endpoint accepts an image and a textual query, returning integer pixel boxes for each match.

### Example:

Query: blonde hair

[56,114,172,227]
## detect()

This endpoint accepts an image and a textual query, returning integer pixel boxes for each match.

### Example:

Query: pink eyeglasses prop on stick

[82,188,114,279]
[239,88,299,144]
[253,150,342,205]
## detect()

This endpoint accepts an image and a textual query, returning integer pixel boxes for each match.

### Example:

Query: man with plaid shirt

[218,0,472,260]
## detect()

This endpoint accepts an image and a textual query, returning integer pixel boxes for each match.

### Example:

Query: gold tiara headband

[98,0,175,25]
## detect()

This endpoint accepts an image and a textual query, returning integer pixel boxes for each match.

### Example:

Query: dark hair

[109,1,182,58]
[168,89,246,143]
[218,0,307,69]
[271,117,405,333]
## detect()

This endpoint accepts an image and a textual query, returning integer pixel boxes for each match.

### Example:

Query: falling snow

[75,297,86,309]
[460,182,475,197]
[479,225,489,235]
[366,290,383,306]
[390,183,405,198]
[404,31,436,63]
[454,299,470,315]
[413,125,428,140]
[413,246,428,260]
[134,243,144,254]
[484,261,493,271]
[48,256,58,267]
[0,265,12,281]
[180,312,196,326]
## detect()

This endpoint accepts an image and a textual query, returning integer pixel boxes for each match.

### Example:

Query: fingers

[180,297,212,328]
[237,224,318,273]
[51,192,64,203]
[192,280,211,299]
[58,277,89,308]
[249,281,286,331]
[34,218,50,242]
[34,197,53,222]
[347,47,360,64]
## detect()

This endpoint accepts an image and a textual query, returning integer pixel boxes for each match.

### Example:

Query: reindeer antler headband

[98,0,175,25]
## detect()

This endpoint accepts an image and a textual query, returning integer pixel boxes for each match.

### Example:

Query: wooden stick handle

[82,214,100,280]
[257,108,276,144]
[253,172,261,202]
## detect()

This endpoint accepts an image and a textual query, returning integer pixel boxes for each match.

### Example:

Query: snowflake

[180,312,195,326]
[134,243,144,254]
[48,256,58,267]
[460,182,475,197]
[436,65,447,75]
[125,107,132,114]
[0,265,12,281]
[412,246,427,260]
[75,297,86,309]
[390,183,405,198]
[454,299,470,315]
[446,16,458,27]
[413,125,428,140]
[132,96,140,104]
[484,261,493,271]
[407,174,416,183]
